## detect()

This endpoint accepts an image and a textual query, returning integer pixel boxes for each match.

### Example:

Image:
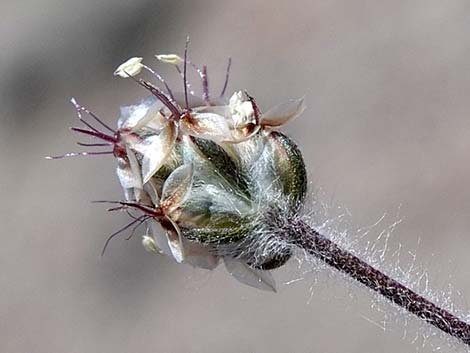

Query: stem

[138,79,182,118]
[288,220,470,347]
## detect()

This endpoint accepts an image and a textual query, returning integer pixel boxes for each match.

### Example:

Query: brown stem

[287,220,470,347]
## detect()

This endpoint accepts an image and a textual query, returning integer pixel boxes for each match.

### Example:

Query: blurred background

[2,0,470,352]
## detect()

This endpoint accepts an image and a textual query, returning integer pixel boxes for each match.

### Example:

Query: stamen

[70,98,116,134]
[202,65,210,104]
[77,116,100,133]
[120,201,159,215]
[126,210,141,221]
[138,79,182,119]
[107,206,126,212]
[70,99,100,133]
[93,200,158,216]
[101,215,147,256]
[188,61,204,79]
[174,65,195,95]
[70,127,117,143]
[45,151,113,159]
[183,36,189,110]
[91,200,122,203]
[142,64,175,101]
[125,216,149,240]
[122,69,181,119]
[220,57,232,97]
[77,142,112,147]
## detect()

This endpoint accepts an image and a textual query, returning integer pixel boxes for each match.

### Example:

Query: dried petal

[228,91,245,108]
[182,239,219,270]
[165,216,185,263]
[155,54,183,65]
[229,91,256,128]
[142,235,161,253]
[193,104,230,117]
[180,112,232,143]
[161,163,194,215]
[123,188,135,202]
[134,121,177,184]
[143,179,160,205]
[113,57,144,78]
[260,97,305,128]
[223,257,276,292]
[226,124,260,143]
[118,97,166,131]
[116,148,142,190]
[149,219,172,257]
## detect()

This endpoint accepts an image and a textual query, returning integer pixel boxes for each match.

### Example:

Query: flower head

[49,41,470,349]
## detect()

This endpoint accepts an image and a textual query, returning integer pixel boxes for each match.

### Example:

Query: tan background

[2,1,470,352]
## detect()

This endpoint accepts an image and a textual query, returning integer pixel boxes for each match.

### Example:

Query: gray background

[2,1,470,352]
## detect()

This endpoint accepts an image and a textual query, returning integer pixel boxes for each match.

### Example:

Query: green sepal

[268,131,307,208]
[189,136,252,199]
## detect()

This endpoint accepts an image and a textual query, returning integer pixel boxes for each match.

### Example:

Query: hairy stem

[287,220,470,346]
